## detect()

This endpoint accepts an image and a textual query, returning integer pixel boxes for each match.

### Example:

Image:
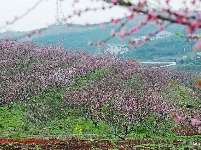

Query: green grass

[1,99,200,141]
[167,83,201,109]
[0,102,111,139]
[71,67,110,87]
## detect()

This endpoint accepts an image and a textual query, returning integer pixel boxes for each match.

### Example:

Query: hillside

[0,40,201,148]
[1,39,201,130]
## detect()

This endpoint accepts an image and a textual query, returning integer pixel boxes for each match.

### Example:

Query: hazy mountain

[0,14,198,61]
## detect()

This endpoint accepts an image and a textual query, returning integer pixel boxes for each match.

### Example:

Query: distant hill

[0,14,199,61]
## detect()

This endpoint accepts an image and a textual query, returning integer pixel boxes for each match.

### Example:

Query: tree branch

[103,0,201,28]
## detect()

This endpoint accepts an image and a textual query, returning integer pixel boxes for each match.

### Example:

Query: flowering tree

[62,0,201,50]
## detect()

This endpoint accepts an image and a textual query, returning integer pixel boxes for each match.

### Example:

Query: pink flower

[111,0,117,4]
[190,20,201,30]
[198,126,201,134]
[127,14,134,21]
[191,0,196,5]
[171,113,185,122]
[138,1,144,7]
[129,28,137,34]
[193,41,201,51]
[137,41,142,47]
[186,20,201,33]
[118,29,125,40]
[146,12,157,22]
[159,25,164,31]
[176,17,187,24]
[186,27,192,34]
[191,118,201,126]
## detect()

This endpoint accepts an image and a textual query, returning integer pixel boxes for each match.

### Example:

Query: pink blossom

[118,29,125,40]
[186,27,192,34]
[191,0,196,5]
[193,41,201,51]
[146,12,157,22]
[137,41,142,47]
[176,17,188,24]
[159,25,164,30]
[198,12,201,17]
[127,14,134,21]
[186,20,201,33]
[171,113,185,122]
[198,126,201,134]
[112,18,121,25]
[110,18,115,23]
[129,28,137,34]
[111,0,117,4]
[191,118,201,126]
[190,20,201,30]
[138,1,144,7]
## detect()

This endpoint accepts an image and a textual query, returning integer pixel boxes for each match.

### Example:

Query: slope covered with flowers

[0,40,201,139]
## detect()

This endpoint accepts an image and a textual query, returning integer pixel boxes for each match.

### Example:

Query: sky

[0,0,198,33]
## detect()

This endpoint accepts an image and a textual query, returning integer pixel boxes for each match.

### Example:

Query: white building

[197,52,201,56]
[156,31,173,39]
[141,36,148,40]
[104,43,129,55]
[183,56,188,59]
[131,31,173,42]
